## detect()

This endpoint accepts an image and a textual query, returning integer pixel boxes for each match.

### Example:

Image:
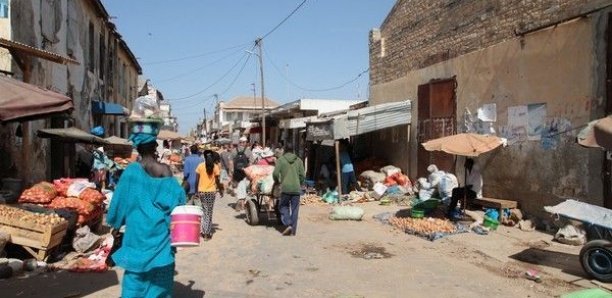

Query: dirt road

[1,195,591,297]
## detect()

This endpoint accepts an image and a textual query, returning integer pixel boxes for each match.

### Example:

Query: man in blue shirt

[183,145,203,200]
[339,139,356,195]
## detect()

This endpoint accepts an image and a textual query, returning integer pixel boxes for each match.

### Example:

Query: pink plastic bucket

[170,205,203,247]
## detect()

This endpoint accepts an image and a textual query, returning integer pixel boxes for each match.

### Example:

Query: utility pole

[255,37,266,147]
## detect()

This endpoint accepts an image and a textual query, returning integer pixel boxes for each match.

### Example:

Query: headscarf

[128,121,161,147]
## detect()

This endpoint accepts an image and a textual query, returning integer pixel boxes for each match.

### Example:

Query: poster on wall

[507,105,528,143]
[477,103,497,122]
[527,103,547,141]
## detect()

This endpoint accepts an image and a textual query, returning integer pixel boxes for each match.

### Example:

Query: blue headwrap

[128,121,161,147]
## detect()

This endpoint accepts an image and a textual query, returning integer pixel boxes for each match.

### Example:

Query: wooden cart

[0,214,68,261]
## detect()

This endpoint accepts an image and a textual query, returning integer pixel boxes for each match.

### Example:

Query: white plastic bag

[329,206,364,220]
[67,181,96,198]
[555,224,586,246]
[372,182,387,199]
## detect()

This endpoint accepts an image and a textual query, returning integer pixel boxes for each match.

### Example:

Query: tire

[580,239,612,282]
[245,199,259,226]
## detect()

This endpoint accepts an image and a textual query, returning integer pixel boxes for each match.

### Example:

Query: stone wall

[368,1,612,218]
[370,0,612,85]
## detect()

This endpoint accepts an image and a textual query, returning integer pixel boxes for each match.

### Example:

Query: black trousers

[447,187,477,215]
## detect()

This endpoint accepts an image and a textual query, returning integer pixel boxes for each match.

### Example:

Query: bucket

[483,216,499,230]
[170,205,203,247]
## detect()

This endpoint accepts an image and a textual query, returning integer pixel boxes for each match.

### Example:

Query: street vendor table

[0,206,69,260]
[472,197,518,221]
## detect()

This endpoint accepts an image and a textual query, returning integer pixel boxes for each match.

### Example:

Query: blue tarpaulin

[91,100,127,115]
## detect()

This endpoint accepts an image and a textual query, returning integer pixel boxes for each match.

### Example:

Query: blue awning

[91,100,128,115]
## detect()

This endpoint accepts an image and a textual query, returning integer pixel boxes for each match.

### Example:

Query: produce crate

[0,208,68,261]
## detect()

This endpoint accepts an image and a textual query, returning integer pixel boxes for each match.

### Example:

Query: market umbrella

[421,133,505,157]
[105,136,132,146]
[577,115,612,150]
[0,75,73,122]
[37,127,109,144]
[157,129,183,140]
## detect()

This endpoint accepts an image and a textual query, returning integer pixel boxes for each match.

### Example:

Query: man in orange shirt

[195,151,221,240]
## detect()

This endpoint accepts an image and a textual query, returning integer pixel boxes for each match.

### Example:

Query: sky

[101,0,397,135]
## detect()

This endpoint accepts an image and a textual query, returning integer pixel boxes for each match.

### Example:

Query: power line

[166,49,253,102]
[142,42,251,65]
[261,0,308,40]
[264,46,369,92]
[217,50,253,97]
[156,45,250,83]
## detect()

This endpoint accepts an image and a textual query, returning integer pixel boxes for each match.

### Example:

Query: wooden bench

[472,197,518,221]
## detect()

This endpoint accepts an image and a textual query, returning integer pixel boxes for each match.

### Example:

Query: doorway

[416,78,457,178]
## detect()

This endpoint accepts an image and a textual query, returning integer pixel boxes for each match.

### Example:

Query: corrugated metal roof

[305,100,412,140]
[0,38,79,65]
[345,100,411,136]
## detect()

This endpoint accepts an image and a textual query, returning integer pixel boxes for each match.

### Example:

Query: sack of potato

[19,182,58,204]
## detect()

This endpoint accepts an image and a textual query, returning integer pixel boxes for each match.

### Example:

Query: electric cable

[156,44,250,83]
[142,42,251,65]
[166,49,252,102]
[261,0,308,40]
[264,46,369,92]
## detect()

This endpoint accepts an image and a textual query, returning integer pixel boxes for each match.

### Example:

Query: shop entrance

[416,78,457,178]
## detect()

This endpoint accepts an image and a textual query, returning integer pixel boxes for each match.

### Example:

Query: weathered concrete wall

[369,6,610,217]
[0,0,140,184]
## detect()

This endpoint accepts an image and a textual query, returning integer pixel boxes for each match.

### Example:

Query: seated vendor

[447,158,482,217]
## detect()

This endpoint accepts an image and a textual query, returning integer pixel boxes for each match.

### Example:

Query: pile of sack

[19,179,105,226]
[243,165,275,194]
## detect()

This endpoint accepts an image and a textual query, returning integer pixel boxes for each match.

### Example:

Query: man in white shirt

[447,158,483,218]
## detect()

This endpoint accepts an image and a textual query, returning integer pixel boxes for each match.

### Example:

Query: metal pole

[256,38,266,147]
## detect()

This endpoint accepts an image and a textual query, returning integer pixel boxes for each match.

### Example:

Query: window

[88,22,94,71]
[99,32,105,80]
[0,0,8,18]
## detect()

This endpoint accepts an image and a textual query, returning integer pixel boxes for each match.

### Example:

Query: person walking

[229,136,253,210]
[183,144,203,202]
[107,124,186,298]
[273,143,305,236]
[195,150,221,240]
[339,139,357,195]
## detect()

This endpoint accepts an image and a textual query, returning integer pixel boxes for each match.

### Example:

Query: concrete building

[0,0,141,183]
[213,95,279,138]
[159,102,178,132]
[369,0,612,216]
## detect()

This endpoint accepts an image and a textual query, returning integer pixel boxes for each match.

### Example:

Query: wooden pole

[22,63,32,185]
[335,140,342,198]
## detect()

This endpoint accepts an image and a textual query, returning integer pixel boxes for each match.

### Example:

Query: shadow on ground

[175,280,206,297]
[1,270,119,297]
[509,247,587,278]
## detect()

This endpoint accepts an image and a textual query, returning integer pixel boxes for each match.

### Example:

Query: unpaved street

[2,194,590,297]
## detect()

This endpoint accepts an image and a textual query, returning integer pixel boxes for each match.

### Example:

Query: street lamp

[246,38,266,147]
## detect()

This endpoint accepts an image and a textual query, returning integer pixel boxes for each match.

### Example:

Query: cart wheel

[245,199,259,226]
[580,239,612,282]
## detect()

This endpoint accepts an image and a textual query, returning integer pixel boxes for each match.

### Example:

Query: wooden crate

[0,215,68,261]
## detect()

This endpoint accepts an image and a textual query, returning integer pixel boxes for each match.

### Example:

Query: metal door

[417,78,457,178]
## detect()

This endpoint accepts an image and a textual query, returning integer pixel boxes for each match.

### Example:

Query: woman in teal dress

[107,129,186,298]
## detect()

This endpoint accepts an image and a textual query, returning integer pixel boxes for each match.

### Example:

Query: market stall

[305,100,412,197]
[0,178,106,261]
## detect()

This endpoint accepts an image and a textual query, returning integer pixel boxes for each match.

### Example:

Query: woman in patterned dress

[195,150,221,240]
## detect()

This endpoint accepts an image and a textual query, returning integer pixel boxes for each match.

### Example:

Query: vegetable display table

[0,205,68,260]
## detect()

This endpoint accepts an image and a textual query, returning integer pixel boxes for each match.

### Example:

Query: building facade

[213,96,279,138]
[369,0,612,217]
[0,0,141,183]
